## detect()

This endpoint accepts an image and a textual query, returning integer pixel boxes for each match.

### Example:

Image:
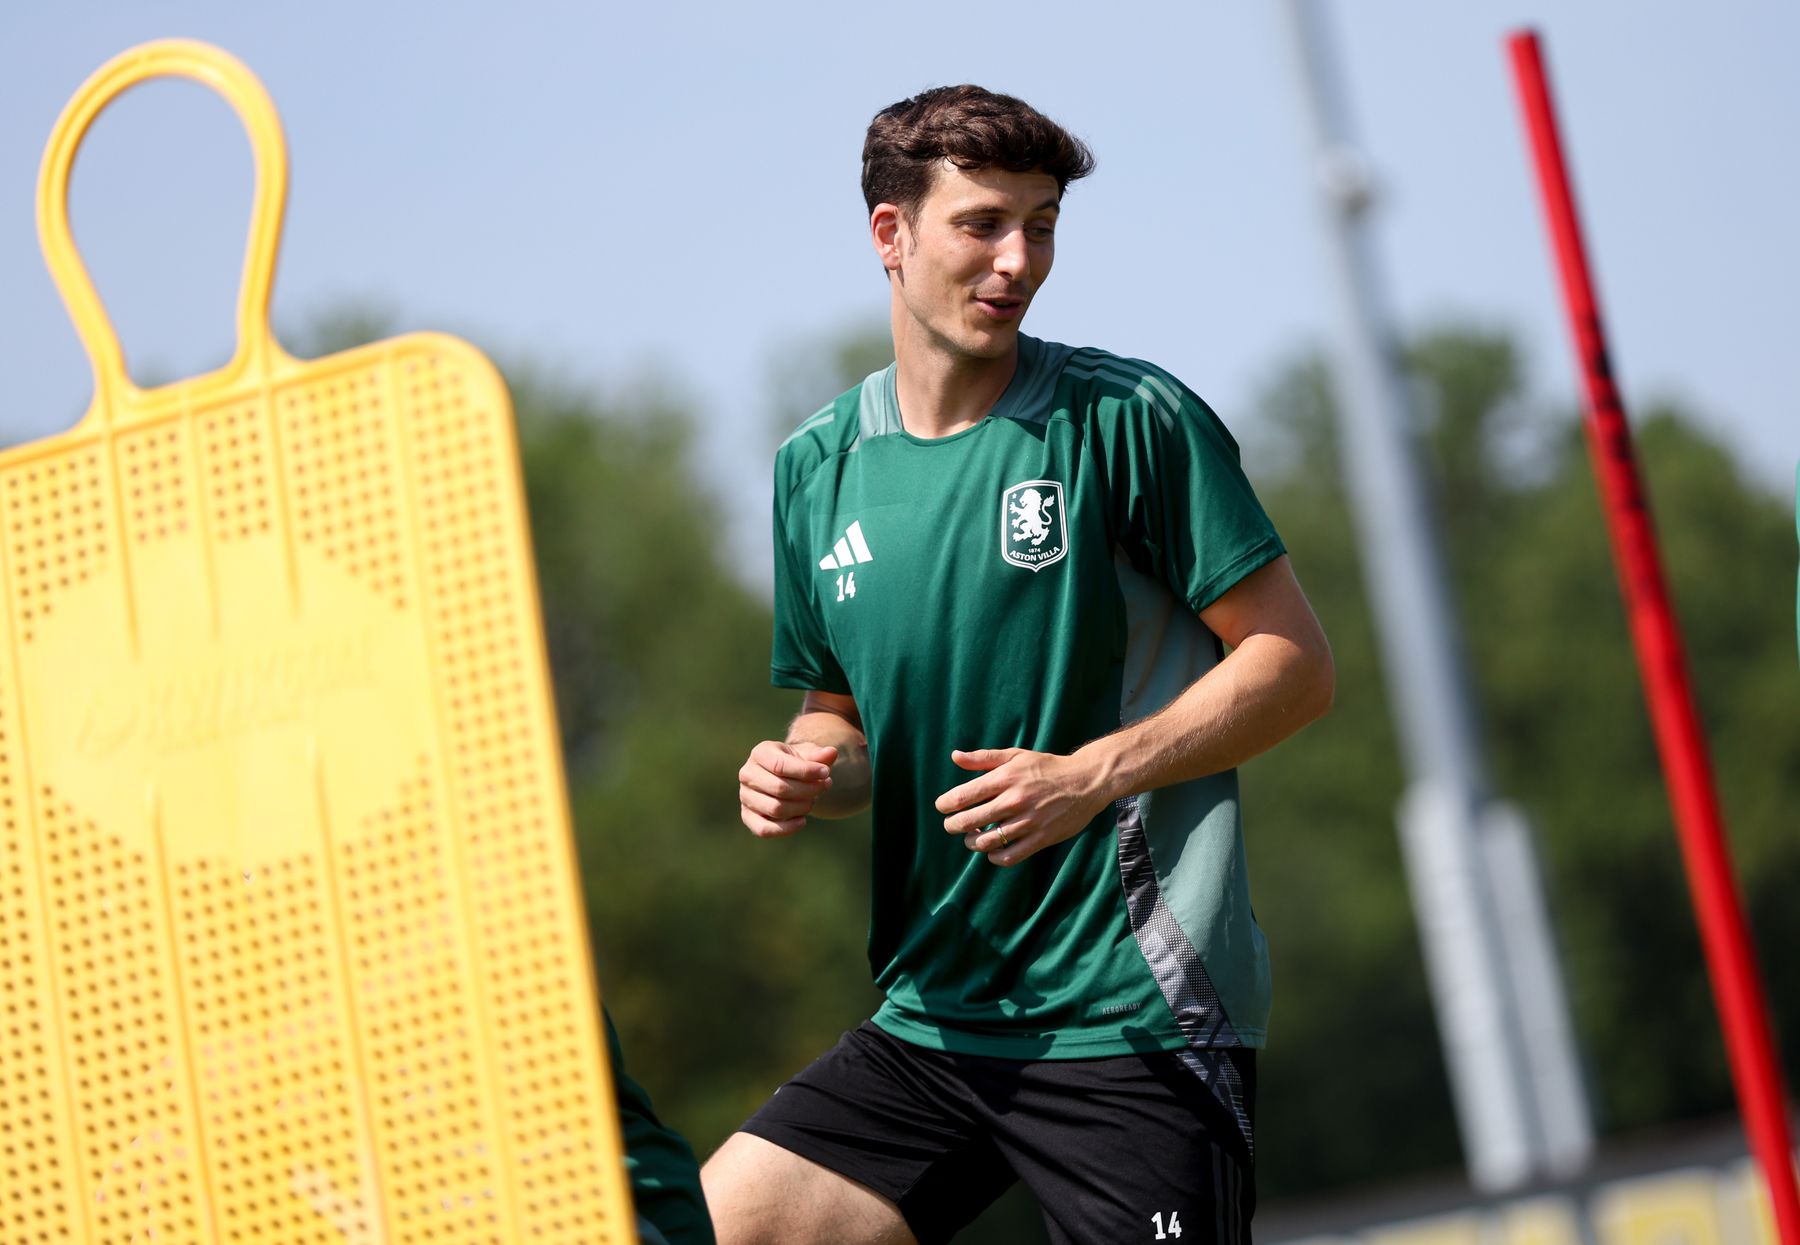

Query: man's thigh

[973,1046,1257,1245]
[701,1132,915,1245]
[721,1024,1016,1245]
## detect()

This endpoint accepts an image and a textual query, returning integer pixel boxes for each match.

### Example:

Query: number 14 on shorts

[1151,1210,1183,1239]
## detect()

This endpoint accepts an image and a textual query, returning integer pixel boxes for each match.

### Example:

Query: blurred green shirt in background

[607,1011,715,1245]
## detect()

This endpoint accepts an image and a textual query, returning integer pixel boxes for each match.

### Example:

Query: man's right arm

[737,690,871,836]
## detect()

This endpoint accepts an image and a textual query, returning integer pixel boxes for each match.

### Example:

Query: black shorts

[740,1022,1255,1245]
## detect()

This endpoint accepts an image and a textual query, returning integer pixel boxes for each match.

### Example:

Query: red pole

[1507,30,1800,1241]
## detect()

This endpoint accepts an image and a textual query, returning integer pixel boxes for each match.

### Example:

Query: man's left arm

[936,555,1333,865]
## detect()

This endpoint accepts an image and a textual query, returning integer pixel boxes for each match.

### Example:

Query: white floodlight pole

[1278,0,1593,1190]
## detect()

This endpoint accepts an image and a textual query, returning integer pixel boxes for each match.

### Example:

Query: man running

[708,85,1334,1245]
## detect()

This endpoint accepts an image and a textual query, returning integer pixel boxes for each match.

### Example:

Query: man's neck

[891,321,1020,440]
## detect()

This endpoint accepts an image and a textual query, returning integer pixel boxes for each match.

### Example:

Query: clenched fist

[738,740,839,837]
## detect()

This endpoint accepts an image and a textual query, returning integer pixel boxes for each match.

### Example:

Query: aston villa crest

[1001,479,1068,572]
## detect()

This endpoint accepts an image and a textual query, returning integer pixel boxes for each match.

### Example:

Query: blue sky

[2,2,1794,586]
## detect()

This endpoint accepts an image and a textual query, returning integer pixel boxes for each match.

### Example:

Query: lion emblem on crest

[1010,487,1056,547]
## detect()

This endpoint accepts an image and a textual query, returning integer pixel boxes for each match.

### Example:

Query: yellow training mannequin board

[1,40,635,1244]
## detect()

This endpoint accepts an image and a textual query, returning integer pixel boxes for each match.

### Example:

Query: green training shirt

[771,334,1285,1061]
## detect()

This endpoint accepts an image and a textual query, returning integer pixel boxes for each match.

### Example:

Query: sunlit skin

[872,163,1062,438]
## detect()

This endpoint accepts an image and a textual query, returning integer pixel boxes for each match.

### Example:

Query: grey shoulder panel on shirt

[1008,334,1078,424]
[855,362,901,442]
[776,377,876,498]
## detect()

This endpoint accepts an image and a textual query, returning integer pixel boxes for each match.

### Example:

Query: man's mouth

[974,292,1027,318]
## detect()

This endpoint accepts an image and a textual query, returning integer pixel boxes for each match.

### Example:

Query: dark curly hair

[861,85,1095,219]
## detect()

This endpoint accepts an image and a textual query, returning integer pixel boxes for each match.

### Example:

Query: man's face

[878,163,1060,362]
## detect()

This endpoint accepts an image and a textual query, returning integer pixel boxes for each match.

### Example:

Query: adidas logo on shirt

[818,521,874,571]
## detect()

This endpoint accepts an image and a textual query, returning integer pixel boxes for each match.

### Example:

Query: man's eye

[1028,226,1056,241]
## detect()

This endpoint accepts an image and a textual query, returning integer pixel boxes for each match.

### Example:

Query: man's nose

[993,230,1029,280]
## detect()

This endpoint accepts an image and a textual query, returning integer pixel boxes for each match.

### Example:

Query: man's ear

[871,203,905,274]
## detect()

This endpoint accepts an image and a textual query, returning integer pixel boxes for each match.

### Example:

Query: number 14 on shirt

[1152,1210,1183,1239]
[835,572,856,602]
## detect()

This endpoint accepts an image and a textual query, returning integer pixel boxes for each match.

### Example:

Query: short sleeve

[770,477,851,694]
[1100,376,1285,613]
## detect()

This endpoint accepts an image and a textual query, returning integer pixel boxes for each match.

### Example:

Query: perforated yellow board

[1,40,636,1244]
